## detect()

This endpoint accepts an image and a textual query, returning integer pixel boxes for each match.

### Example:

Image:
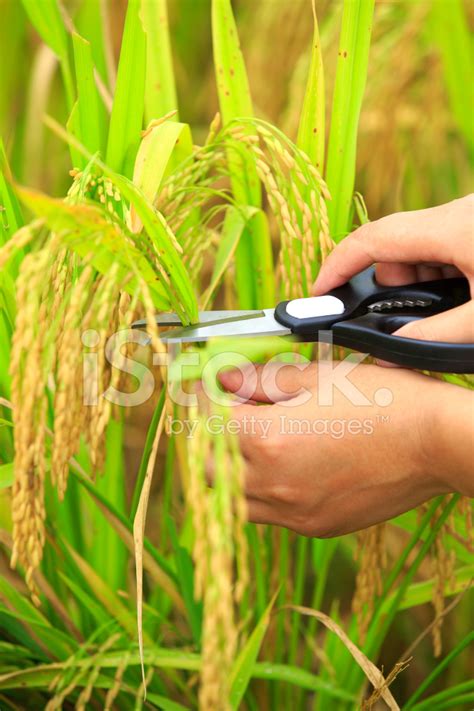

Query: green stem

[409,681,474,711]
[129,388,166,521]
[404,631,474,710]
[69,457,177,584]
[346,495,459,693]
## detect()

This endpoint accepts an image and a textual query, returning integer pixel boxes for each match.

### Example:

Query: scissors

[132,267,474,373]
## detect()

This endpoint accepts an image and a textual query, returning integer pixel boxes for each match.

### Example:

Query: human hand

[217,361,473,537]
[313,195,474,343]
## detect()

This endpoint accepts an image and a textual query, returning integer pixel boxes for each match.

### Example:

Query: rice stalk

[180,401,248,710]
[158,115,331,303]
[429,504,457,657]
[104,649,130,711]
[352,524,388,642]
[9,245,60,602]
[225,118,331,298]
[8,235,149,596]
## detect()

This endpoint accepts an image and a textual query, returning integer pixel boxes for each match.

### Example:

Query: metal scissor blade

[160,309,292,343]
[132,309,261,329]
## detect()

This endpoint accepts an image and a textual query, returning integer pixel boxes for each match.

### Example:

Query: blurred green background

[0,1,472,708]
[1,0,472,214]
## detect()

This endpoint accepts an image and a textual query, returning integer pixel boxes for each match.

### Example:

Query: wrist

[423,380,474,496]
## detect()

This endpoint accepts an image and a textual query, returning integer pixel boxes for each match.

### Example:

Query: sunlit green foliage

[0,0,472,709]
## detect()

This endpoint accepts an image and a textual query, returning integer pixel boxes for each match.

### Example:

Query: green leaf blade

[325,0,375,241]
[72,33,106,156]
[141,0,179,122]
[106,0,146,177]
[297,2,325,173]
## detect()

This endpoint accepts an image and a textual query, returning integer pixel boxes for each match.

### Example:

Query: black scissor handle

[275,267,470,334]
[274,267,474,372]
[331,313,474,373]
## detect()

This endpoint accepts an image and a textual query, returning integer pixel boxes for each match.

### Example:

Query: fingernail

[375,358,401,368]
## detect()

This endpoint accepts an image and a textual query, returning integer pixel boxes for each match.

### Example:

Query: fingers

[394,301,474,343]
[218,361,318,403]
[375,262,418,286]
[313,201,471,295]
[246,498,282,527]
[415,265,444,282]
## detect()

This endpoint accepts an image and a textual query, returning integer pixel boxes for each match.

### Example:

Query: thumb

[393,301,474,343]
[219,361,318,403]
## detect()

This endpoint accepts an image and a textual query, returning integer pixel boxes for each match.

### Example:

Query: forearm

[428,381,474,496]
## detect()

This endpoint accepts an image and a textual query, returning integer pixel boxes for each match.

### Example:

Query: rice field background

[0,0,473,709]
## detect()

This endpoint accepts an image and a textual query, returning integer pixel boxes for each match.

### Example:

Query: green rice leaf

[325,0,375,240]
[88,419,127,594]
[74,0,111,85]
[408,681,474,711]
[0,578,74,660]
[44,114,199,322]
[201,204,258,309]
[66,102,86,169]
[16,186,172,310]
[167,517,202,646]
[405,631,474,710]
[63,542,139,640]
[101,168,198,322]
[211,0,274,309]
[131,119,192,232]
[212,0,253,125]
[297,0,325,173]
[0,647,356,702]
[106,0,146,177]
[0,310,13,398]
[20,0,74,110]
[252,663,356,701]
[0,140,24,246]
[59,574,110,628]
[386,564,474,612]
[72,33,106,155]
[141,0,179,122]
[21,0,68,60]
[0,463,13,489]
[0,1,26,140]
[229,590,278,709]
[430,0,474,155]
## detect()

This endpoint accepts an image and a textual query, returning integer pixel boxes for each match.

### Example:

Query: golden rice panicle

[51,264,96,496]
[111,289,142,407]
[206,111,221,146]
[138,278,168,359]
[181,402,247,710]
[85,264,122,475]
[430,503,456,656]
[74,634,120,711]
[158,137,227,245]
[352,524,387,642]
[227,119,331,299]
[10,248,58,601]
[184,404,210,600]
[50,248,73,321]
[199,420,237,711]
[456,495,473,551]
[228,428,249,604]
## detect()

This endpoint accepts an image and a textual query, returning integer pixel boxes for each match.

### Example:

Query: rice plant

[0,0,472,709]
